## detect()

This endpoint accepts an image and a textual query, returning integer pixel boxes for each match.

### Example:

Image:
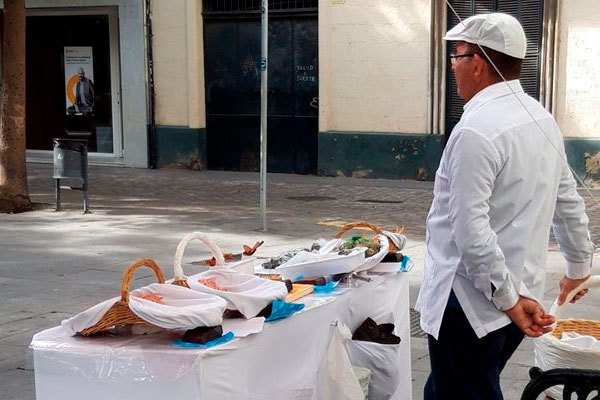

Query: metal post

[55,178,62,211]
[259,0,268,232]
[81,145,90,214]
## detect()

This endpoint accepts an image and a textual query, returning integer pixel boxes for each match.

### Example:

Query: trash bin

[53,138,89,213]
[53,138,88,179]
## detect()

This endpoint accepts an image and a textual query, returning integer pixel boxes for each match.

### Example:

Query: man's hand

[558,275,590,305]
[505,296,555,337]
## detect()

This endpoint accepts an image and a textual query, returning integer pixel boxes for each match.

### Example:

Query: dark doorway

[445,0,544,142]
[25,14,113,153]
[203,4,318,174]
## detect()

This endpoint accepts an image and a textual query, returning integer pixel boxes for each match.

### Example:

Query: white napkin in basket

[61,283,227,335]
[560,332,600,350]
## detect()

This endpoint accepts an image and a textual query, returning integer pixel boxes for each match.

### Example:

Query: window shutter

[445,0,544,139]
[496,0,544,98]
[474,1,495,14]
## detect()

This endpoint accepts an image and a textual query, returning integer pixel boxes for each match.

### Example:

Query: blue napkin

[313,280,339,294]
[266,300,305,322]
[400,255,413,272]
[173,331,234,348]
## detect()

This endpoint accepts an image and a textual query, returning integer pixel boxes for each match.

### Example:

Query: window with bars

[445,0,544,139]
[203,0,318,12]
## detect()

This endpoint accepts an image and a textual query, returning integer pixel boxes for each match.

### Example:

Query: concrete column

[186,0,206,129]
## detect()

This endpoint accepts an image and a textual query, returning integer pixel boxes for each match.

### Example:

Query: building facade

[1,0,149,168]
[3,0,600,181]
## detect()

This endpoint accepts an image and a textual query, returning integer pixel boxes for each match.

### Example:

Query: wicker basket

[334,221,403,254]
[551,319,600,341]
[535,275,600,399]
[79,258,165,336]
[172,232,227,288]
[546,275,600,340]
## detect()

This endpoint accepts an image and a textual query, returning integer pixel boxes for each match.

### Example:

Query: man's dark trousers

[424,292,525,400]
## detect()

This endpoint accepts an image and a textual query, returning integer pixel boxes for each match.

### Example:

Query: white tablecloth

[31,273,411,400]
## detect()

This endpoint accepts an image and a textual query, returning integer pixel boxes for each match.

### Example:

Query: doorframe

[429,0,447,136]
[25,7,123,159]
[540,0,559,114]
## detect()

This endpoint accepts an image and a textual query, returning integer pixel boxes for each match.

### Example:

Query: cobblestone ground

[26,163,436,240]
[26,164,600,243]
[3,163,600,400]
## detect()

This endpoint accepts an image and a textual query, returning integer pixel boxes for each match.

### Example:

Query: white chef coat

[415,80,593,339]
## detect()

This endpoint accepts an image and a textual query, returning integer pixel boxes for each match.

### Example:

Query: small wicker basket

[172,232,226,288]
[78,258,165,336]
[334,221,403,254]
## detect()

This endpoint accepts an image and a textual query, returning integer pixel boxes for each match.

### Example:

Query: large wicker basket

[551,319,600,341]
[79,258,165,336]
[334,221,404,254]
[547,275,600,340]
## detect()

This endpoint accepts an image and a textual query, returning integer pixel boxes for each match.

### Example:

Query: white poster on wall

[64,46,95,115]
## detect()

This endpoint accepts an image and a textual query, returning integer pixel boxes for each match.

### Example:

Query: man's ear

[472,54,486,78]
[475,54,495,82]
[476,54,498,81]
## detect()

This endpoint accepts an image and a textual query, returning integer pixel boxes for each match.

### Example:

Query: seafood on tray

[258,236,389,279]
[202,241,264,266]
[340,236,381,257]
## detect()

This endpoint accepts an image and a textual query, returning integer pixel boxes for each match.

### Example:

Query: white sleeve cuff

[491,279,519,311]
[565,259,591,279]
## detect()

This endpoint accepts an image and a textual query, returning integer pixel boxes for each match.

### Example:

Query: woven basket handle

[120,258,165,303]
[549,275,600,319]
[334,221,383,238]
[173,232,225,281]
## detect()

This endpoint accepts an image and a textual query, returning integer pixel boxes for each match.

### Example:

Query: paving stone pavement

[2,162,600,400]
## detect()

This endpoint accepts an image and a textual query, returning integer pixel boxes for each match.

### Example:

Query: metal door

[203,3,318,174]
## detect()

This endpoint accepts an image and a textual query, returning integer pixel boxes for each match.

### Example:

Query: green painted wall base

[318,132,444,181]
[151,128,598,184]
[154,126,207,170]
[564,139,600,183]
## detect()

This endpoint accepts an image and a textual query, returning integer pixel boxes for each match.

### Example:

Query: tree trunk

[0,0,31,213]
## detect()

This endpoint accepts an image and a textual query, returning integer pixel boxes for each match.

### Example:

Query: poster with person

[64,47,95,115]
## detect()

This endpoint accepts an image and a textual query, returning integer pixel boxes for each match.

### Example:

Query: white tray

[369,262,400,273]
[187,267,288,318]
[275,249,366,280]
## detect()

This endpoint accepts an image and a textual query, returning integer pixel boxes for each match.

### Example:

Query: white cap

[443,13,527,59]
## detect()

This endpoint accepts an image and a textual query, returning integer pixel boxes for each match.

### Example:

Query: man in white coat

[415,13,593,400]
